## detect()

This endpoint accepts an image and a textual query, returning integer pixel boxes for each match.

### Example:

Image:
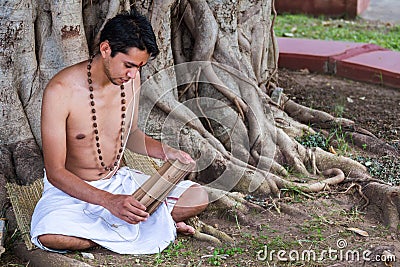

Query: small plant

[340,207,365,223]
[362,143,367,150]
[153,240,186,265]
[207,251,223,266]
[295,132,329,151]
[334,104,345,118]
[326,125,350,155]
[353,155,400,185]
[280,184,314,202]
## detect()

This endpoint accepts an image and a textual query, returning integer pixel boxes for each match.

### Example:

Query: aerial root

[305,147,321,175]
[92,0,120,48]
[303,168,345,193]
[340,183,370,209]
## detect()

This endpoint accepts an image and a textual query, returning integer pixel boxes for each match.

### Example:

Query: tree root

[186,216,234,244]
[312,147,367,175]
[0,139,43,185]
[346,132,399,156]
[271,168,345,193]
[276,202,312,220]
[363,182,400,229]
[282,96,355,129]
[205,187,265,225]
[206,187,262,212]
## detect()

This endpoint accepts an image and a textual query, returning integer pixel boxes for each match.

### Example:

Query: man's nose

[127,67,139,79]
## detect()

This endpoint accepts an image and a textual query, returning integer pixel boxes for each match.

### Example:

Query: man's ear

[99,41,111,57]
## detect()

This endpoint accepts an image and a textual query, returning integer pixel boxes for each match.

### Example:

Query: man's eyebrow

[125,61,147,68]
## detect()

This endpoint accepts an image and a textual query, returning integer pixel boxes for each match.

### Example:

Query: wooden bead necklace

[87,55,126,172]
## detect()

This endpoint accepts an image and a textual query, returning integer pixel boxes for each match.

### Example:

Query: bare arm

[41,72,148,224]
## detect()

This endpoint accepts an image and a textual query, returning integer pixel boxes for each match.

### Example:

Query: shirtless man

[30,10,208,254]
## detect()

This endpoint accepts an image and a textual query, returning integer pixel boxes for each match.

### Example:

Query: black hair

[100,9,159,58]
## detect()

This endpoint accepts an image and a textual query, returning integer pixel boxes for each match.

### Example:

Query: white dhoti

[30,167,196,254]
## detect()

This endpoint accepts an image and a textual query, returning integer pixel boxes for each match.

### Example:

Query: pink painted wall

[275,0,370,18]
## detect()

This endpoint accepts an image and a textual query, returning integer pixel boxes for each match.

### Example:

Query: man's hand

[103,194,149,224]
[163,145,195,165]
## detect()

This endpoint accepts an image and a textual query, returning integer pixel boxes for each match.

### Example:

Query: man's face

[104,47,150,86]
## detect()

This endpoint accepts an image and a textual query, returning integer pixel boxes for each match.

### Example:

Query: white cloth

[30,167,196,254]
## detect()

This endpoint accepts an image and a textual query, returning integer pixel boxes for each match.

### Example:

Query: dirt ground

[1,69,399,267]
[279,68,400,147]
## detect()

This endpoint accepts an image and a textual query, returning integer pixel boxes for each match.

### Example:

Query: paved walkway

[360,0,400,24]
[278,0,400,89]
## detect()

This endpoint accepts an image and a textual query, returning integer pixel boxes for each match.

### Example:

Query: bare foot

[176,221,195,235]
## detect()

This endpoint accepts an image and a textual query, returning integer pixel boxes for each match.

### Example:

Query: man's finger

[128,212,148,222]
[129,206,149,217]
[129,197,147,211]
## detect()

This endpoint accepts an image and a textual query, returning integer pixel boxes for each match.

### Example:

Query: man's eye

[125,64,140,70]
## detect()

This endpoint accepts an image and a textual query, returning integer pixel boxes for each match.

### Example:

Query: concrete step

[277,37,400,89]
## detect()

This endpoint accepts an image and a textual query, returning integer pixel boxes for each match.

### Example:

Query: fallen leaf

[283,32,294,37]
[346,227,369,237]
[81,252,95,259]
[299,68,310,74]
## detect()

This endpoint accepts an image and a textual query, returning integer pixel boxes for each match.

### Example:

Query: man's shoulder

[46,61,86,94]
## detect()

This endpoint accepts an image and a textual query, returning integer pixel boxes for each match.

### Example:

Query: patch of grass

[339,207,365,223]
[333,103,346,118]
[153,240,187,265]
[259,223,279,233]
[298,215,329,245]
[206,247,244,266]
[274,14,400,51]
[265,236,297,250]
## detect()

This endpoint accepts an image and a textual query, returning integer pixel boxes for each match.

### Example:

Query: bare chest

[66,87,133,148]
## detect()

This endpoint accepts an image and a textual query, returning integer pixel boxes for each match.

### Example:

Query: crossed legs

[38,184,209,250]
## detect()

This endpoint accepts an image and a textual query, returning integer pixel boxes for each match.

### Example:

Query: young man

[30,10,208,254]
